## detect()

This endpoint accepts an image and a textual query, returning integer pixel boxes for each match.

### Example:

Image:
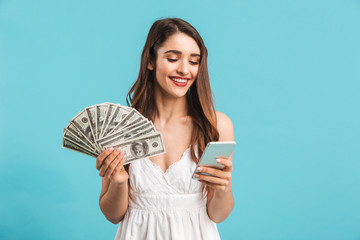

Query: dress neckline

[145,146,191,175]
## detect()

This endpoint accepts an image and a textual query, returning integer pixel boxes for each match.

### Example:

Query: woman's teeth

[170,77,187,83]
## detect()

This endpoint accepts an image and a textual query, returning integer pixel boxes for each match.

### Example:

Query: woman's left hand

[194,157,233,192]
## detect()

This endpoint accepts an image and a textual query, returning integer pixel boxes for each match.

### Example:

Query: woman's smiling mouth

[169,76,190,87]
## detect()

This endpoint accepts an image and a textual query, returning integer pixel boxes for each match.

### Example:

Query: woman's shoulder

[215,111,234,141]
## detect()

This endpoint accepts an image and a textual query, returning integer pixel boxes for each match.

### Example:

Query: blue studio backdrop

[1,0,360,239]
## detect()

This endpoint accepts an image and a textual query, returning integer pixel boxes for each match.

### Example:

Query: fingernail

[194,173,199,178]
[116,147,121,152]
[197,167,202,171]
[108,147,114,151]
[216,158,221,163]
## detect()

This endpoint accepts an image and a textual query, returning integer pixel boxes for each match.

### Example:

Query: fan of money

[62,102,166,165]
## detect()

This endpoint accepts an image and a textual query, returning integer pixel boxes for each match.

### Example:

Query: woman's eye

[167,58,198,65]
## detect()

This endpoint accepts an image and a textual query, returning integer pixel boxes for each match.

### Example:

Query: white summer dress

[114,147,221,240]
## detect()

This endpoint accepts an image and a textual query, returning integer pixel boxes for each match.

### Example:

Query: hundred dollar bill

[107,109,144,136]
[128,125,156,140]
[62,138,98,158]
[99,126,156,151]
[95,103,108,139]
[63,129,96,152]
[71,110,96,145]
[125,116,146,129]
[65,122,96,150]
[85,106,102,152]
[100,104,130,138]
[97,121,154,149]
[103,133,165,164]
[85,106,97,143]
[99,103,117,138]
[98,118,147,141]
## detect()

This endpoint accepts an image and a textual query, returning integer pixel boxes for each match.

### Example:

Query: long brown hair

[126,18,219,194]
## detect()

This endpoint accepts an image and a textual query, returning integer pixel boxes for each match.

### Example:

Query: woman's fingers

[195,166,232,181]
[110,154,127,178]
[198,180,229,192]
[98,147,122,177]
[215,157,233,170]
[194,157,233,192]
[96,147,114,170]
[194,172,230,186]
[104,150,125,178]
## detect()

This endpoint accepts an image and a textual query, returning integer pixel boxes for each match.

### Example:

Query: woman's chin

[170,90,189,99]
[154,84,190,99]
[161,88,189,99]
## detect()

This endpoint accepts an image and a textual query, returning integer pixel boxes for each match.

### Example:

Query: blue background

[1,0,359,239]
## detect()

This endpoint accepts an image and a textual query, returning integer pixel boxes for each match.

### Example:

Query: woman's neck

[153,88,188,124]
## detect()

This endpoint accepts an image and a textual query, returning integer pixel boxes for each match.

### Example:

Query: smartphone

[192,141,236,179]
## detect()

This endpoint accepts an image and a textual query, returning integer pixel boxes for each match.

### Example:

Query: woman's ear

[147,62,154,70]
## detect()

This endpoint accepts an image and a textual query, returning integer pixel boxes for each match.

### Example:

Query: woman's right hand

[96,147,129,184]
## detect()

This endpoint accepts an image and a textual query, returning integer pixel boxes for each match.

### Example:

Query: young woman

[96,18,235,239]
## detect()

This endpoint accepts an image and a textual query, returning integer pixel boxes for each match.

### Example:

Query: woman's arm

[97,148,130,224]
[99,178,129,224]
[195,111,235,223]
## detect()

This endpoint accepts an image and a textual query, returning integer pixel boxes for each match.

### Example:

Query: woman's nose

[176,60,190,75]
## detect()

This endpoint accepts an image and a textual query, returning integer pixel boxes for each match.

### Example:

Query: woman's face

[148,33,200,99]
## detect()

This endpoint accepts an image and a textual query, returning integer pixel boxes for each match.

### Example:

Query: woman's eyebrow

[164,50,200,57]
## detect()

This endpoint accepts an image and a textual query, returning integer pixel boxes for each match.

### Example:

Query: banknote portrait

[130,141,148,157]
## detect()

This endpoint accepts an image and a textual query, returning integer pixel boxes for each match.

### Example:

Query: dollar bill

[100,104,130,138]
[63,129,96,152]
[107,109,144,136]
[85,106,97,143]
[98,118,147,140]
[129,125,156,140]
[71,110,96,145]
[104,133,166,164]
[99,103,117,138]
[65,122,96,150]
[124,116,145,129]
[62,138,98,158]
[95,103,108,139]
[97,121,154,149]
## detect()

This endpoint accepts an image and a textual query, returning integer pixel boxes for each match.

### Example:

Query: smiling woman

[95,18,235,240]
[148,33,200,98]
